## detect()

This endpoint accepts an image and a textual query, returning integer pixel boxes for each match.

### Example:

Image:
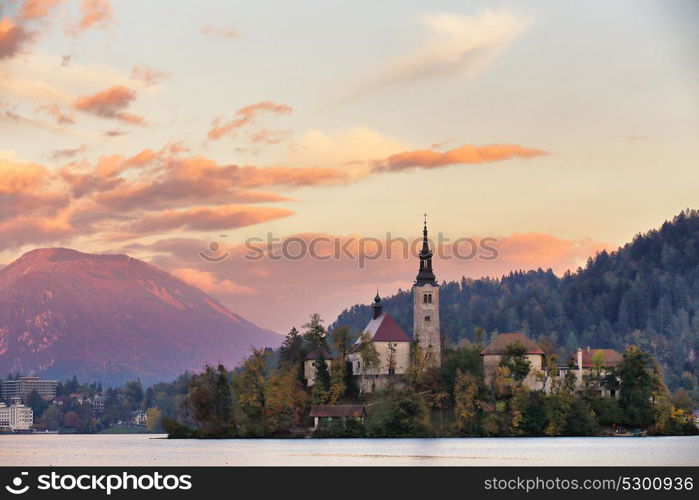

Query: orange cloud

[372,143,549,172]
[200,24,238,40]
[208,101,292,140]
[18,0,65,21]
[74,85,145,125]
[76,0,113,31]
[0,17,34,59]
[172,268,256,295]
[130,205,294,233]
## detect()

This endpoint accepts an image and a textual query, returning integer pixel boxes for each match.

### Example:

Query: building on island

[563,347,623,398]
[346,293,412,393]
[481,333,546,390]
[346,217,442,393]
[304,349,335,387]
[480,332,623,395]
[1,375,57,402]
[310,404,366,429]
[0,401,33,432]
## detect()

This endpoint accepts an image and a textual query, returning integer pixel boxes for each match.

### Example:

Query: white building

[347,293,412,393]
[0,401,33,432]
[304,349,335,387]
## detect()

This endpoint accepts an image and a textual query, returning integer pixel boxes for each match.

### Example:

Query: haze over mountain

[0,248,281,385]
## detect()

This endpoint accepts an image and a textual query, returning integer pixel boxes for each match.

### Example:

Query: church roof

[480,333,544,355]
[361,313,412,343]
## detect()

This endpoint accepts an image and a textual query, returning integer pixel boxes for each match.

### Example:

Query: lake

[1,435,698,466]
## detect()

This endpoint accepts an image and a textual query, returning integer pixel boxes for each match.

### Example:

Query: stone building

[304,349,335,387]
[412,217,441,367]
[347,293,412,393]
[481,333,546,390]
[563,347,623,397]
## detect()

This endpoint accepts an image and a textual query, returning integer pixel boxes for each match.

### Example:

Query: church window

[425,315,431,321]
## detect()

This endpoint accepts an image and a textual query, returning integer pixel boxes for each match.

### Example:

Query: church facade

[347,218,442,392]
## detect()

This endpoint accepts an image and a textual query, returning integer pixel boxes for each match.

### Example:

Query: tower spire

[415,213,436,286]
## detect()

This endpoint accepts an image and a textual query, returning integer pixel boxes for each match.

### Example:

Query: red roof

[304,349,335,361]
[310,405,366,418]
[574,348,623,368]
[361,313,411,343]
[480,333,544,355]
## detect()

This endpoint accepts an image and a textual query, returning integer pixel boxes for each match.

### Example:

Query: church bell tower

[412,215,441,367]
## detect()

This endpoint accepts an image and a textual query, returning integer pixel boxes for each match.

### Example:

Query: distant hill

[0,248,281,385]
[332,209,699,390]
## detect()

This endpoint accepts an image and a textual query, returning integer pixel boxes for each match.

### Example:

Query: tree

[146,407,162,432]
[331,325,353,364]
[280,326,304,374]
[356,331,380,393]
[189,364,234,436]
[369,390,428,437]
[25,390,48,419]
[232,349,267,434]
[264,366,309,435]
[453,369,479,435]
[328,361,346,404]
[618,346,660,427]
[303,313,329,353]
[63,410,80,428]
[499,341,532,383]
[41,405,62,430]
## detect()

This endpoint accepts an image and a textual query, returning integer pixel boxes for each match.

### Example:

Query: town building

[481,333,546,390]
[304,349,335,387]
[310,404,366,429]
[1,375,58,402]
[564,347,623,397]
[0,401,33,432]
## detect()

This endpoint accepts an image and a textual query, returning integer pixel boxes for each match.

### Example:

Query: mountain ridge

[0,247,281,385]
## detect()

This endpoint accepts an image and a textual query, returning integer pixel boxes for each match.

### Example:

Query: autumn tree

[453,369,479,435]
[499,341,532,383]
[189,364,234,436]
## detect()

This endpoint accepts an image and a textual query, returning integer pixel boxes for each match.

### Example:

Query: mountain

[332,209,699,390]
[0,248,281,385]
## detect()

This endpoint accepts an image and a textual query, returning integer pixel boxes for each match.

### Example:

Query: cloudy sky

[1,0,697,332]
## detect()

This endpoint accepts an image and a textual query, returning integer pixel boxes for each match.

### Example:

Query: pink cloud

[207,101,292,141]
[372,143,549,172]
[0,17,34,59]
[74,85,145,125]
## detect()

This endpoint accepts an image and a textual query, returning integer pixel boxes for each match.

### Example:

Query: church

[346,218,442,393]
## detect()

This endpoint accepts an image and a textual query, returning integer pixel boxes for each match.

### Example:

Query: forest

[333,209,699,394]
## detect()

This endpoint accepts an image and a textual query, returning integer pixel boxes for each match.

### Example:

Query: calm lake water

[1,434,697,466]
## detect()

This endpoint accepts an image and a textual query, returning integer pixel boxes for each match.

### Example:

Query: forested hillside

[332,209,699,390]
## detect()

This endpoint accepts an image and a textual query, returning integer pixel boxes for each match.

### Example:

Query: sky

[1,0,698,333]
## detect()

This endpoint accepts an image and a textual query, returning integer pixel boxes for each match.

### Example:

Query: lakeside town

[4,217,699,438]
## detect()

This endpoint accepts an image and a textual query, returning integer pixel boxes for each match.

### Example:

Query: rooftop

[481,333,544,356]
[360,312,411,343]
